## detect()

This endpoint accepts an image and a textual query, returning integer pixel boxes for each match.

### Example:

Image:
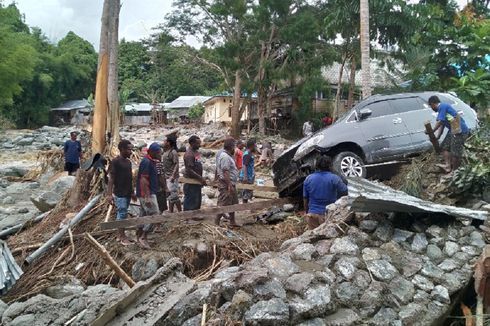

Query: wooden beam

[179,177,277,193]
[100,198,291,230]
[85,233,135,288]
[424,121,441,153]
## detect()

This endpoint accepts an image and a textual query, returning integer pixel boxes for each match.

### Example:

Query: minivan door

[389,97,434,153]
[356,100,413,162]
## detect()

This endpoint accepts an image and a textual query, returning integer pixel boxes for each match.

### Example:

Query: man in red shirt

[322,115,333,127]
[234,140,244,171]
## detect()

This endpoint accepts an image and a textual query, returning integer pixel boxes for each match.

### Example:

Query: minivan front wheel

[333,151,366,178]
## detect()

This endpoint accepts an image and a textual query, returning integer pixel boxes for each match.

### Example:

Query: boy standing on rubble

[136,142,162,249]
[240,139,257,203]
[303,156,348,229]
[215,138,239,227]
[428,95,470,173]
[183,135,206,211]
[235,140,244,171]
[107,140,136,245]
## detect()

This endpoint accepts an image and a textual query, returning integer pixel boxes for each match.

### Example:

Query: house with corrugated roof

[49,100,92,126]
[202,95,258,124]
[166,96,211,120]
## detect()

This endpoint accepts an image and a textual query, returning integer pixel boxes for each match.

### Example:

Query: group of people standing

[106,134,260,249]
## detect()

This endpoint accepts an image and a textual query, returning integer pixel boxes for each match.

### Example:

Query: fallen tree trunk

[0,211,50,239]
[25,194,102,265]
[100,198,292,230]
[85,233,135,288]
[424,121,441,153]
[179,177,277,193]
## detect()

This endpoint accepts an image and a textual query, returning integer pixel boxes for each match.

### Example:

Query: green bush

[188,103,205,120]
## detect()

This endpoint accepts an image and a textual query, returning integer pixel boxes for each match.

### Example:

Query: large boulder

[51,176,75,195]
[30,191,61,212]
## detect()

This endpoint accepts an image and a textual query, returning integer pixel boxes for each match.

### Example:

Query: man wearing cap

[64,131,82,175]
[136,142,161,249]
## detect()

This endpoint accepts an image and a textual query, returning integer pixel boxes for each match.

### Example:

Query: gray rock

[30,191,61,212]
[17,137,34,146]
[441,271,468,295]
[420,262,444,281]
[244,298,290,325]
[51,176,75,195]
[10,314,36,326]
[2,196,15,205]
[359,220,378,232]
[334,282,359,304]
[426,244,443,263]
[317,255,335,269]
[285,273,314,295]
[227,290,253,319]
[182,315,202,326]
[329,237,359,255]
[315,240,332,256]
[374,222,394,242]
[254,279,287,299]
[371,307,398,325]
[44,283,85,299]
[334,258,357,281]
[314,269,336,285]
[388,277,415,305]
[292,243,317,261]
[290,285,334,322]
[362,248,381,261]
[431,285,450,304]
[17,208,29,214]
[263,255,300,278]
[283,204,295,212]
[393,228,414,243]
[426,225,444,238]
[399,303,424,325]
[453,251,472,263]
[412,275,434,292]
[2,143,15,149]
[438,258,460,272]
[132,258,159,281]
[298,318,326,326]
[470,231,486,248]
[367,260,398,281]
[0,299,8,318]
[359,282,385,315]
[461,246,480,256]
[413,290,430,303]
[353,270,371,290]
[411,233,428,253]
[443,241,459,257]
[324,309,359,326]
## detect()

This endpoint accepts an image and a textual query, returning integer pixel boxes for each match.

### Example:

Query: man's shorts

[441,133,468,158]
[114,196,130,221]
[217,182,239,206]
[64,162,80,174]
[166,178,180,203]
[138,194,159,232]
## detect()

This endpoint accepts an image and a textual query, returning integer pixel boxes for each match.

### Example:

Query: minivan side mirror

[359,108,372,120]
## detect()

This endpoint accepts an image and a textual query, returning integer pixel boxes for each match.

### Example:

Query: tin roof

[0,240,23,295]
[166,96,211,109]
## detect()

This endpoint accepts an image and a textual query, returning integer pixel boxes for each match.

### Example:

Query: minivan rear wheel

[333,151,366,178]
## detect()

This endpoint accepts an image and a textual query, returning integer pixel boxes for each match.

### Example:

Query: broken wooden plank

[25,194,102,265]
[424,121,441,153]
[85,233,135,288]
[100,198,291,230]
[180,177,277,193]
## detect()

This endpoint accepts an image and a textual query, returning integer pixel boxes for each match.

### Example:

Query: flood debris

[0,241,22,295]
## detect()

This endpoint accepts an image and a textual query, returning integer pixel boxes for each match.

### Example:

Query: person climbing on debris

[162,134,182,213]
[107,140,136,246]
[64,131,82,175]
[215,138,240,227]
[303,156,348,230]
[428,95,470,173]
[136,142,162,249]
[183,135,206,211]
[240,139,257,203]
[259,141,274,168]
[235,139,244,171]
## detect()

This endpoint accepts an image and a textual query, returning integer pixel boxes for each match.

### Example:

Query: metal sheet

[0,240,23,295]
[347,177,489,221]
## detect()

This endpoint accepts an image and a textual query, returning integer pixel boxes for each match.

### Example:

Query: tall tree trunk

[257,41,267,135]
[347,56,357,110]
[333,54,348,120]
[360,0,371,99]
[107,0,120,154]
[92,0,111,154]
[230,70,242,138]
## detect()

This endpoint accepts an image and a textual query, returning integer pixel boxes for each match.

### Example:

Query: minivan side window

[367,101,394,118]
[389,98,423,113]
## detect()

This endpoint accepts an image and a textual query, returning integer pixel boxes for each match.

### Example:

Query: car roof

[355,91,448,109]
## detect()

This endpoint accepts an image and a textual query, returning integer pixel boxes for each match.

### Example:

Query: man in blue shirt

[303,156,348,229]
[136,142,161,249]
[429,95,469,173]
[64,131,82,175]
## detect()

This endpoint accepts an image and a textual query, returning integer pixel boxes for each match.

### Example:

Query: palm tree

[360,0,371,98]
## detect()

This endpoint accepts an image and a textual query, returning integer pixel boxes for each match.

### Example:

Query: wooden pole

[424,121,441,153]
[104,205,113,223]
[101,197,292,230]
[179,177,277,193]
[85,233,135,288]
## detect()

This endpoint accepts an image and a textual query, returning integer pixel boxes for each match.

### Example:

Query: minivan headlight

[294,134,325,160]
